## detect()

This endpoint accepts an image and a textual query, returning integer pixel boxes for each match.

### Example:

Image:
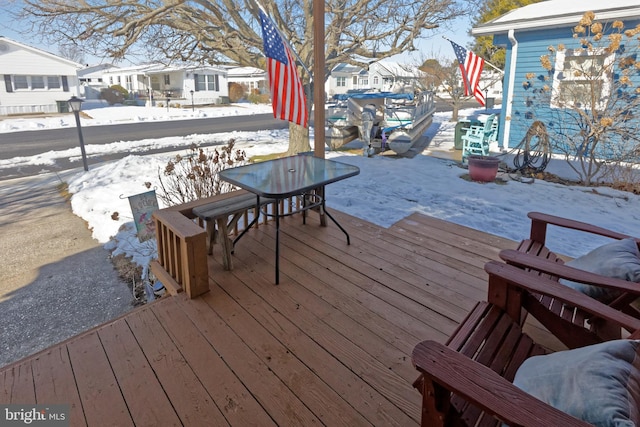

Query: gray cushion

[559,238,640,302]
[512,339,640,427]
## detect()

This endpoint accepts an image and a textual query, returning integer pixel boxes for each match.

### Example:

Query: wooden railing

[151,189,320,298]
[150,209,208,298]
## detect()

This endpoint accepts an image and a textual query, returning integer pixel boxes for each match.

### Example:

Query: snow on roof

[331,63,366,74]
[473,0,640,35]
[372,60,425,78]
[102,63,226,75]
[226,66,265,77]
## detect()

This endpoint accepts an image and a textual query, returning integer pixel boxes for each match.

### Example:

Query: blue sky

[0,2,473,67]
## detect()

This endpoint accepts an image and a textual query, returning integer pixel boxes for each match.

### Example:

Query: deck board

[0,212,534,426]
[67,332,133,426]
[99,318,182,427]
[31,346,86,426]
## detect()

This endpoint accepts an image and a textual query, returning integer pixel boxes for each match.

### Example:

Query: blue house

[472,0,640,153]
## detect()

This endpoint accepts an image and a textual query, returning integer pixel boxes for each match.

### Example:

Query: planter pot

[468,155,500,182]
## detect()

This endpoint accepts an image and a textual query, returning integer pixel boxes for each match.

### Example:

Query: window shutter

[4,75,12,92]
[215,74,219,92]
[193,74,199,91]
[62,76,69,92]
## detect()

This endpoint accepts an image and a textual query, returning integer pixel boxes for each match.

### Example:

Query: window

[196,74,220,92]
[352,76,357,85]
[373,76,379,85]
[164,74,171,85]
[359,77,369,86]
[48,76,61,89]
[336,77,346,87]
[125,75,132,91]
[31,76,45,89]
[14,75,28,89]
[552,48,614,110]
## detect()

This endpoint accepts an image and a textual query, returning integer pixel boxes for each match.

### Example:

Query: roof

[473,0,640,35]
[0,36,84,68]
[331,63,366,75]
[102,63,226,75]
[225,66,265,77]
[370,60,426,78]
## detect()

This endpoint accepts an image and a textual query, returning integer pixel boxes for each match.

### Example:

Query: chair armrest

[485,261,640,333]
[528,211,635,244]
[412,340,592,427]
[500,249,640,295]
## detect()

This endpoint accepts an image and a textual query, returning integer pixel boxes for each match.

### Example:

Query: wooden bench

[192,191,275,270]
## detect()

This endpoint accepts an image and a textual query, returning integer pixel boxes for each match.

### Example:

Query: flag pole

[442,36,504,74]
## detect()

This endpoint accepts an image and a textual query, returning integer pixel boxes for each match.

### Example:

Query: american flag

[449,40,486,107]
[259,10,308,128]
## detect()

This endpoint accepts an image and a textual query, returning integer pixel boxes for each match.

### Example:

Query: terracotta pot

[468,155,499,182]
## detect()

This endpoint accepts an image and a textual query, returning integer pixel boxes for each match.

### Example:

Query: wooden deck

[0,211,528,426]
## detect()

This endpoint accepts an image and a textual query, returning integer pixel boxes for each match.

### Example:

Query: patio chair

[500,211,640,347]
[461,114,496,162]
[412,261,640,427]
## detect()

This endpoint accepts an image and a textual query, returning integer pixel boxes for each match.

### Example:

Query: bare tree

[20,0,468,153]
[58,42,86,64]
[421,58,467,121]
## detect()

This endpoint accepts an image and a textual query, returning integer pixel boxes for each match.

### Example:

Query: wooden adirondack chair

[500,211,640,347]
[412,261,640,427]
[461,114,496,162]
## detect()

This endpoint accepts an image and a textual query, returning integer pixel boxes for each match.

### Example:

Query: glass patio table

[218,154,360,284]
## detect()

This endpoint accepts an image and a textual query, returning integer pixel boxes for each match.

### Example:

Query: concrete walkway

[0,171,134,367]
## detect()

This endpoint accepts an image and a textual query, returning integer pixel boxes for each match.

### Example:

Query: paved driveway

[0,171,134,367]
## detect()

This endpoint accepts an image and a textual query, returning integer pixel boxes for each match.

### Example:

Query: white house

[101,63,229,106]
[0,36,83,115]
[77,63,119,100]
[225,66,267,94]
[368,60,427,92]
[325,63,370,97]
[325,60,431,99]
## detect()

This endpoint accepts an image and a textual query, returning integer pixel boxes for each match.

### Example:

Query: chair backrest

[483,114,496,136]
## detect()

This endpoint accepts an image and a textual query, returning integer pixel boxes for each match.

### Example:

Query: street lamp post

[68,96,89,172]
[190,90,194,112]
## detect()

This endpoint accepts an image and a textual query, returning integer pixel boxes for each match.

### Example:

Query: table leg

[322,202,351,245]
[317,186,327,226]
[231,195,261,249]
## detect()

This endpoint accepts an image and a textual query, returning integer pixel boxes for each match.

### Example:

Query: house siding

[495,20,640,151]
[0,38,81,115]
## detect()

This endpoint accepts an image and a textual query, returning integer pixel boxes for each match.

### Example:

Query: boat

[325,100,359,150]
[324,89,436,155]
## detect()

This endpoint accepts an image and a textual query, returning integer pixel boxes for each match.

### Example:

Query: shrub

[247,92,270,104]
[157,139,247,206]
[100,85,128,105]
[228,82,245,102]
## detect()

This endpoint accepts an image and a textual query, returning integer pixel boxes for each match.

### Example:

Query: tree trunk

[286,122,312,155]
[451,105,459,122]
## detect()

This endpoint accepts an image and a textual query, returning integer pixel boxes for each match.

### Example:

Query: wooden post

[313,0,325,159]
